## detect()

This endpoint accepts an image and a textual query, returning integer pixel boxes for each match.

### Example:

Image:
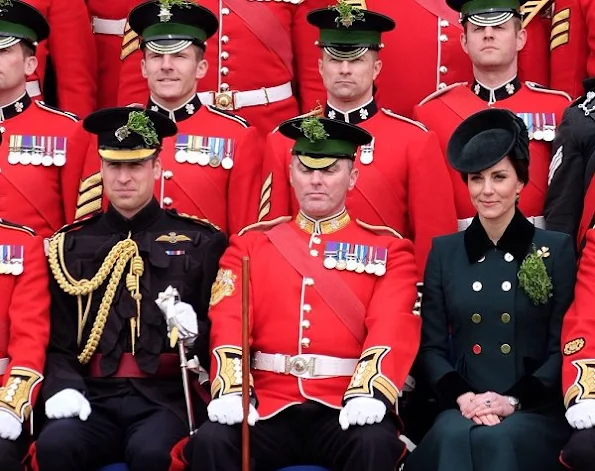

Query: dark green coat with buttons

[406,210,576,471]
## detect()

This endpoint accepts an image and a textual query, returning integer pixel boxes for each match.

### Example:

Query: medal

[20,135,32,165]
[323,256,337,269]
[533,113,544,141]
[374,247,388,277]
[7,135,19,165]
[175,134,189,163]
[364,245,376,273]
[197,137,210,166]
[336,242,348,270]
[323,241,338,269]
[11,263,23,276]
[336,259,347,270]
[543,113,556,142]
[31,136,43,166]
[53,137,66,167]
[43,136,54,167]
[221,138,234,170]
[346,258,358,271]
[187,150,200,165]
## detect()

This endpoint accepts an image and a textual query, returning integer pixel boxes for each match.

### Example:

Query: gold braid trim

[48,232,144,364]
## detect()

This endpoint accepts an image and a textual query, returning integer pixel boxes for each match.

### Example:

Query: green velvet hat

[0,0,49,50]
[279,115,372,169]
[84,107,177,163]
[307,0,395,60]
[447,0,528,26]
[129,0,218,55]
[447,108,529,175]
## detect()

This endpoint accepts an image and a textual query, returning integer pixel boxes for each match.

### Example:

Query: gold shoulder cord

[47,232,144,364]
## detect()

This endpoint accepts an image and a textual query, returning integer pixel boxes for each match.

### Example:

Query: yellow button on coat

[471,313,482,324]
[501,313,511,324]
[501,344,511,354]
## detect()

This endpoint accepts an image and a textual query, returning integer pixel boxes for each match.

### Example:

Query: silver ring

[485,399,491,407]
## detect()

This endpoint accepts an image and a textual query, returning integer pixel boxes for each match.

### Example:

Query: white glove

[0,409,22,440]
[566,400,595,430]
[339,397,387,431]
[45,389,91,421]
[155,286,198,345]
[207,395,259,426]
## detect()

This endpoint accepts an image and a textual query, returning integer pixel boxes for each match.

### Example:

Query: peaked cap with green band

[279,116,372,170]
[83,107,177,163]
[129,0,218,55]
[307,1,394,60]
[0,0,49,50]
[447,0,528,26]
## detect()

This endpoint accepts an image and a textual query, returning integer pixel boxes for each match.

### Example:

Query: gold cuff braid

[47,232,144,364]
[0,367,42,422]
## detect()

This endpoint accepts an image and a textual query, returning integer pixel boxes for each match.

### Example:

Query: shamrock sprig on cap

[115,111,160,147]
[298,117,329,143]
[517,245,553,305]
[333,0,365,28]
[157,0,192,22]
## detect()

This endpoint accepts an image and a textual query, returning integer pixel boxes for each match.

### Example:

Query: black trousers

[184,401,405,471]
[35,390,188,471]
[561,429,595,471]
[0,433,29,471]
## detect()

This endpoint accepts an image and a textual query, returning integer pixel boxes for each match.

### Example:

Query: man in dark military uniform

[31,108,228,471]
[544,78,595,252]
[169,116,421,471]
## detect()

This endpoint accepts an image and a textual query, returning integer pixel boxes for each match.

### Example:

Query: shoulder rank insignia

[54,213,102,235]
[34,101,78,122]
[166,210,221,232]
[525,81,571,101]
[520,0,551,29]
[418,82,468,107]
[356,219,403,239]
[0,219,36,237]
[564,338,586,356]
[209,268,237,307]
[238,216,292,236]
[120,21,140,60]
[550,8,570,51]
[205,105,250,128]
[155,232,192,243]
[381,108,428,132]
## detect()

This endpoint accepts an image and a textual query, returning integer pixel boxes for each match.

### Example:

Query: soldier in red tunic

[413,0,570,233]
[560,228,595,470]
[25,0,97,117]
[550,0,595,99]
[0,217,50,471]
[116,0,329,132]
[0,0,87,237]
[75,0,262,234]
[260,1,457,274]
[169,115,420,471]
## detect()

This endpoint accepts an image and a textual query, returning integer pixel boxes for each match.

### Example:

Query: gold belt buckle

[214,91,235,111]
[285,356,315,376]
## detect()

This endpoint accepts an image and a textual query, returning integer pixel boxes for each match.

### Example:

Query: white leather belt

[0,358,8,375]
[197,81,293,111]
[252,352,358,379]
[26,80,41,97]
[92,17,127,36]
[457,215,545,232]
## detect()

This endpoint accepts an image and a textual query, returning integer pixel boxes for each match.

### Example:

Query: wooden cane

[241,256,251,471]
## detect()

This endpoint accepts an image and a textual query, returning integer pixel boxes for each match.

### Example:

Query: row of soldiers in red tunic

[4,0,595,470]
[13,0,595,128]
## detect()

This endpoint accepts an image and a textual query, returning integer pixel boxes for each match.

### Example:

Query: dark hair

[461,155,529,184]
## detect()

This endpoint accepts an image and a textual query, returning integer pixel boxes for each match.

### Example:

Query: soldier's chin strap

[47,232,144,363]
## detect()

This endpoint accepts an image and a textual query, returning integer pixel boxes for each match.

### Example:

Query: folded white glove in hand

[207,395,259,426]
[566,400,595,430]
[45,388,91,421]
[0,409,22,440]
[339,397,387,431]
[155,286,198,345]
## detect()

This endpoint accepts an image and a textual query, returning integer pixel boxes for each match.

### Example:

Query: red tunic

[208,212,420,418]
[25,0,97,117]
[75,96,262,234]
[307,0,552,118]
[413,80,571,223]
[0,220,50,422]
[562,228,595,409]
[116,0,328,132]
[550,0,595,99]
[259,101,457,274]
[0,94,86,238]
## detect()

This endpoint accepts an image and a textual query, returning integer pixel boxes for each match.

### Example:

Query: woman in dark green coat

[405,108,576,471]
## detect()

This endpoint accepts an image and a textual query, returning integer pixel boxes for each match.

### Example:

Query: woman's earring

[515,193,520,204]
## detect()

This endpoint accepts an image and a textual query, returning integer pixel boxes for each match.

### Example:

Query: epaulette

[418,82,468,107]
[34,101,78,121]
[525,81,572,101]
[380,108,428,132]
[120,21,140,60]
[206,105,250,128]
[272,106,323,133]
[356,219,403,239]
[166,210,221,232]
[238,216,292,236]
[520,0,550,29]
[54,213,102,235]
[0,219,36,236]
